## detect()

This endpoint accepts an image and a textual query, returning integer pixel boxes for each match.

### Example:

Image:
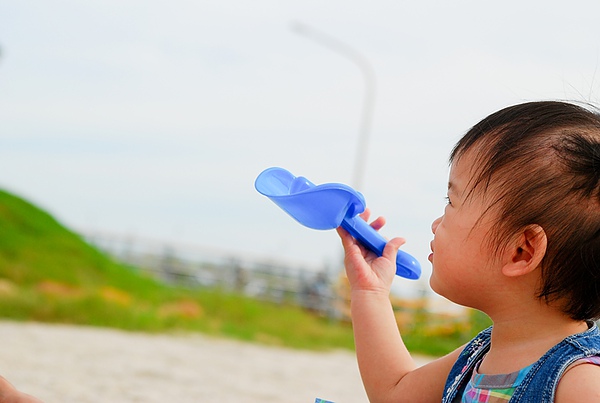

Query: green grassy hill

[0,189,355,350]
[0,189,489,355]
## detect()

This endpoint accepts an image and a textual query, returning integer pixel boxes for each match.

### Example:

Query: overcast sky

[1,0,599,295]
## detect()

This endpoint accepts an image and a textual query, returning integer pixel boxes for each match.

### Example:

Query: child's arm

[337,212,461,402]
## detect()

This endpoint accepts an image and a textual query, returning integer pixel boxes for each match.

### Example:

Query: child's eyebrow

[447,181,462,197]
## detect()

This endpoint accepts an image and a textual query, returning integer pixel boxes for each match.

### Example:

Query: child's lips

[428,241,434,262]
[428,253,433,262]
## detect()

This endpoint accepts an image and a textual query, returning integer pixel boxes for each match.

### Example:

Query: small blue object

[254,167,421,280]
[315,399,335,403]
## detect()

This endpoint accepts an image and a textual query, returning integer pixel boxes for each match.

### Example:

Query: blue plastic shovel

[254,167,421,280]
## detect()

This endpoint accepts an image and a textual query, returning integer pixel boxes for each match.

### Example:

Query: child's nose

[431,216,442,234]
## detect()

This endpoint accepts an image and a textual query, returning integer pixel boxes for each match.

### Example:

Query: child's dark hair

[451,101,600,321]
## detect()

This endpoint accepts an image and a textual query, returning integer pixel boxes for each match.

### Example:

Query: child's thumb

[383,237,406,262]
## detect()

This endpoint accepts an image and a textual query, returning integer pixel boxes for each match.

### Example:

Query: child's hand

[336,209,405,295]
[0,376,43,402]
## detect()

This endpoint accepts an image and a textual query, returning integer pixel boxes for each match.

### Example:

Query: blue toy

[254,167,421,280]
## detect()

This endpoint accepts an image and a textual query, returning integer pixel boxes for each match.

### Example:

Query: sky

[1,0,600,297]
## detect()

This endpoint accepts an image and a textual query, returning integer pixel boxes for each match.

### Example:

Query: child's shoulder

[555,356,600,402]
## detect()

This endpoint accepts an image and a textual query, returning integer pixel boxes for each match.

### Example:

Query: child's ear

[501,225,547,277]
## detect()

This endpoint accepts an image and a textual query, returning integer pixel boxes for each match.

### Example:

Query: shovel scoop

[254,167,421,280]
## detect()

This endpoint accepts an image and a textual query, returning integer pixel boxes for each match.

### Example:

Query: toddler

[337,101,600,402]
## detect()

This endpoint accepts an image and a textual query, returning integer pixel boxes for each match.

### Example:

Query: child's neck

[479,301,588,374]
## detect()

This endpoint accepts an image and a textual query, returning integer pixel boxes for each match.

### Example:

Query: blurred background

[1,0,600,319]
[1,2,600,400]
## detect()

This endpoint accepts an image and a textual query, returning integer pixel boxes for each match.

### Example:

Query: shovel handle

[340,215,421,280]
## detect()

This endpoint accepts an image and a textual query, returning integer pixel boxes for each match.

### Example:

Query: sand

[0,321,433,402]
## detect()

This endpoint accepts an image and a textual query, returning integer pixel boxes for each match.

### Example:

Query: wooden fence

[84,231,341,317]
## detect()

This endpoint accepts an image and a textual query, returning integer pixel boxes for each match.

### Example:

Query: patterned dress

[461,356,600,402]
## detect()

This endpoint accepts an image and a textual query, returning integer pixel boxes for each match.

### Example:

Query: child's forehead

[448,152,478,188]
[448,149,493,202]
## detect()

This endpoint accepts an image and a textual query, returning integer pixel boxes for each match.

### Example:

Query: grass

[0,188,490,355]
[0,189,357,350]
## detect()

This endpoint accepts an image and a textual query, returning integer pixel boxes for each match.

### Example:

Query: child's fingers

[369,215,386,232]
[382,237,406,261]
[359,208,386,232]
[359,208,371,222]
[336,226,359,250]
[336,226,369,257]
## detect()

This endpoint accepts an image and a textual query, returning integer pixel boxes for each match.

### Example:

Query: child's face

[428,150,501,307]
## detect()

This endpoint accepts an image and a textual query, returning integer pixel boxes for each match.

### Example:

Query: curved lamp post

[291,21,376,192]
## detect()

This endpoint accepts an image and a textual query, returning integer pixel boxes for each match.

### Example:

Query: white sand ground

[0,321,433,403]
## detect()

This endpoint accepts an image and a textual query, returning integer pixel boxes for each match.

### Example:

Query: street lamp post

[291,21,376,191]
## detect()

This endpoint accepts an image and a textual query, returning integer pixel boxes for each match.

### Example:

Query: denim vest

[442,322,600,402]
